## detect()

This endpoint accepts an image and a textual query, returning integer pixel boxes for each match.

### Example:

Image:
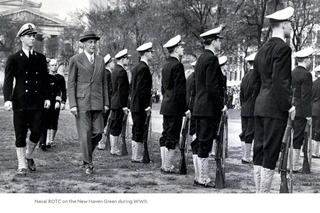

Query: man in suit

[160,35,190,174]
[239,52,256,164]
[67,30,109,175]
[291,47,314,172]
[312,65,320,158]
[3,23,50,175]
[97,54,114,150]
[109,49,130,156]
[130,42,153,162]
[193,27,226,187]
[251,7,295,193]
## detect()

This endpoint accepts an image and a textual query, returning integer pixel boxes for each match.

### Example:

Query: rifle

[279,89,295,193]
[215,111,226,189]
[104,111,112,152]
[142,112,152,164]
[302,123,312,174]
[121,113,128,156]
[179,116,190,175]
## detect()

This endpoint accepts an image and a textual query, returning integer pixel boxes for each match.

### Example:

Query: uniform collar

[141,59,148,66]
[22,48,34,58]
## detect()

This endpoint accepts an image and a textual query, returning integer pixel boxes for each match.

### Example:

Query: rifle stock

[179,117,190,175]
[121,113,128,156]
[215,112,225,189]
[104,111,112,152]
[142,113,151,164]
[279,118,292,193]
[279,89,295,193]
[302,123,311,174]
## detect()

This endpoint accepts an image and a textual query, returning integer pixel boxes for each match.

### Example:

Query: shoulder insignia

[20,53,23,56]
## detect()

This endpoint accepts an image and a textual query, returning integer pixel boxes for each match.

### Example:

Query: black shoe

[241,159,252,164]
[46,144,51,148]
[26,158,36,171]
[85,166,94,175]
[197,181,215,188]
[40,144,46,151]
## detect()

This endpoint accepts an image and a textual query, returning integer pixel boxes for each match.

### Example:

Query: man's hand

[4,101,12,111]
[44,100,51,109]
[185,110,191,118]
[145,106,151,116]
[122,107,130,115]
[70,107,78,117]
[289,106,296,120]
[221,105,228,112]
[55,102,60,109]
[104,105,109,113]
[60,103,65,110]
[306,117,312,125]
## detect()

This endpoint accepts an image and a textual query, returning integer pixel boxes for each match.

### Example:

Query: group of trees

[70,0,320,76]
[1,0,319,77]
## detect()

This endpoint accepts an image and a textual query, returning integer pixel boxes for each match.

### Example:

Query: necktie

[29,51,32,59]
[90,55,94,64]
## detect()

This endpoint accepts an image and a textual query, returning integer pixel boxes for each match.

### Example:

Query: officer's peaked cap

[16,23,37,37]
[294,47,313,58]
[163,35,185,48]
[115,49,131,59]
[137,42,153,52]
[266,7,294,23]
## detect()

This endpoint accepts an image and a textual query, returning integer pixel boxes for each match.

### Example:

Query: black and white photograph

[0,0,319,211]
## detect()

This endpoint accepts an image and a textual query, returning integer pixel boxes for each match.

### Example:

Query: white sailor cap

[200,26,223,39]
[294,47,314,58]
[191,61,196,67]
[163,35,185,48]
[266,7,294,23]
[315,65,320,72]
[245,52,257,62]
[104,54,112,64]
[218,56,227,66]
[115,49,131,60]
[49,58,58,65]
[16,23,37,37]
[137,42,153,52]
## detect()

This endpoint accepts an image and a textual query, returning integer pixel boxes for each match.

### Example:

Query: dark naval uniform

[193,49,224,158]
[103,68,112,126]
[292,65,312,149]
[251,37,292,170]
[240,70,255,144]
[39,73,60,147]
[3,50,49,147]
[160,56,188,150]
[130,61,152,142]
[110,64,129,136]
[312,77,320,141]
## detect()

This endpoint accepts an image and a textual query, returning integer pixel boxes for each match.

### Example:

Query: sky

[33,0,89,20]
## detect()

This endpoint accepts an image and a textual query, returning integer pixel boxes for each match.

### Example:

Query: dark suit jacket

[67,52,109,111]
[252,37,292,120]
[292,66,312,118]
[312,78,320,116]
[3,50,49,110]
[110,64,129,109]
[193,49,224,117]
[130,61,152,113]
[160,57,188,116]
[240,70,255,117]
